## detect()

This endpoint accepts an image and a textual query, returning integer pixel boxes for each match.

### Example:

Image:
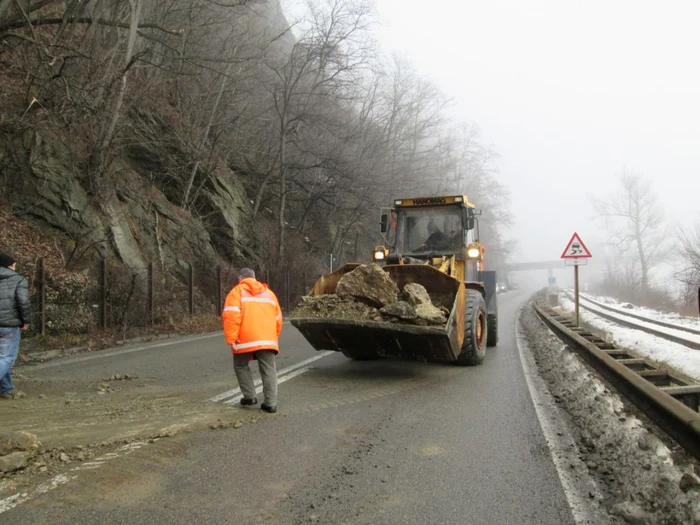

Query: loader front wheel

[456,290,488,366]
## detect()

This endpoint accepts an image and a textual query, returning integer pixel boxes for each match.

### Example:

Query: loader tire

[486,313,498,347]
[456,290,488,366]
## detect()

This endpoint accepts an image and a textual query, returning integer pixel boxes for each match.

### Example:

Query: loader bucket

[291,264,466,362]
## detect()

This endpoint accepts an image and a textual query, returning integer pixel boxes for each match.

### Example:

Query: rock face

[336,265,399,307]
[8,118,257,274]
[402,283,432,306]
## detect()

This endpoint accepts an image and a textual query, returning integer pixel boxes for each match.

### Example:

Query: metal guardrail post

[216,265,222,316]
[285,269,291,312]
[147,262,154,326]
[188,263,194,315]
[37,257,46,336]
[99,258,107,329]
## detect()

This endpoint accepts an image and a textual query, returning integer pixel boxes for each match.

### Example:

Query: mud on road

[0,367,240,502]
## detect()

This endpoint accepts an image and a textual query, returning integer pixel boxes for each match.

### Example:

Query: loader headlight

[373,250,386,261]
[467,247,481,259]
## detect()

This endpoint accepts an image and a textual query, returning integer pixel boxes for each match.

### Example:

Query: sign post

[561,232,592,326]
[324,253,339,273]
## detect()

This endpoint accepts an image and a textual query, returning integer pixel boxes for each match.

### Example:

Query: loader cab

[383,196,477,258]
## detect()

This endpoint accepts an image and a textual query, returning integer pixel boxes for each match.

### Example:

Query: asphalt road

[3,288,577,525]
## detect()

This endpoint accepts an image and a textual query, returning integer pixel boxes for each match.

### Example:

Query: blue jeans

[0,327,21,394]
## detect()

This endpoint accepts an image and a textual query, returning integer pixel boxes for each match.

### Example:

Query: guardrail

[534,301,700,461]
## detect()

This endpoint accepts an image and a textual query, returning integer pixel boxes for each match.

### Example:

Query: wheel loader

[290,195,498,365]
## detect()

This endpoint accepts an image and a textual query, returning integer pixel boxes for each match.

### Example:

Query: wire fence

[29,258,320,337]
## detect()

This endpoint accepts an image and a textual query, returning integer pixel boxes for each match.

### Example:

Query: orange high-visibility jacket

[222,278,283,354]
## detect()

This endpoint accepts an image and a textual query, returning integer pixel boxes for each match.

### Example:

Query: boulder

[402,283,432,306]
[611,501,648,525]
[0,431,41,456]
[679,472,700,493]
[380,301,417,322]
[415,303,447,325]
[0,451,33,473]
[336,265,399,307]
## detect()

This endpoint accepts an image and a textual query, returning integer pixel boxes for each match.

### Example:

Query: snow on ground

[576,295,700,345]
[559,295,700,382]
[583,293,700,330]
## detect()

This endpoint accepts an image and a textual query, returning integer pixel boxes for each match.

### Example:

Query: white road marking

[223,367,311,406]
[0,442,149,514]
[209,351,334,403]
[0,474,75,513]
[516,307,604,525]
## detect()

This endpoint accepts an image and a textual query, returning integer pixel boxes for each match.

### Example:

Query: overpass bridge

[503,260,566,279]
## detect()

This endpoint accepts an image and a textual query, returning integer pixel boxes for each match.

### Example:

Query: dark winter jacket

[0,267,31,327]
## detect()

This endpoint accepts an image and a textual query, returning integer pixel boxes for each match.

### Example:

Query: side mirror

[466,217,475,230]
[380,213,389,233]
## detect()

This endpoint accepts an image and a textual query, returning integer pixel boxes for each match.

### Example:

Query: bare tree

[676,219,700,306]
[253,0,375,264]
[593,170,668,294]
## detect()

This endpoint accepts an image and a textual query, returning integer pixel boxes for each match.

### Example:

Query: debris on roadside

[105,374,138,381]
[0,431,42,474]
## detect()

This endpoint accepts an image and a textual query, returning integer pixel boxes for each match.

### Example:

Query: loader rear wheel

[487,313,498,347]
[456,290,488,366]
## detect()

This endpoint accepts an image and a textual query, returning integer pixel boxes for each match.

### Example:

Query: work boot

[240,397,258,406]
[261,403,277,414]
[0,390,26,400]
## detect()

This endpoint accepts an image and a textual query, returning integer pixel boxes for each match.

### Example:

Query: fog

[371,0,699,265]
[280,0,699,295]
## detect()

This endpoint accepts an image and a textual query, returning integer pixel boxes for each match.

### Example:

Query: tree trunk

[181,62,232,207]
[96,0,141,180]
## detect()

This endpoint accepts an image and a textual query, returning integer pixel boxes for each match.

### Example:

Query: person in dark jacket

[418,221,449,251]
[0,253,31,399]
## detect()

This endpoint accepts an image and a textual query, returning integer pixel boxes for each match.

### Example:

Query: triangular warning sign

[561,232,592,259]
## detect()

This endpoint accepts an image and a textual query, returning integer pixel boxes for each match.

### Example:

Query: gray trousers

[233,350,278,406]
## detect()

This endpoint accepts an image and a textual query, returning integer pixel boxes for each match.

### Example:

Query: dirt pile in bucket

[290,265,448,326]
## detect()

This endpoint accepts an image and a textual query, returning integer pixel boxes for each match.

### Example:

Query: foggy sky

[280,0,700,277]
[372,0,700,267]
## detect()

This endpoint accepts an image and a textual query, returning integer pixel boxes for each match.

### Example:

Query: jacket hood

[238,277,268,295]
[0,267,16,280]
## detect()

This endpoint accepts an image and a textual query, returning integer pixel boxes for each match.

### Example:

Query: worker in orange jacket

[222,268,283,413]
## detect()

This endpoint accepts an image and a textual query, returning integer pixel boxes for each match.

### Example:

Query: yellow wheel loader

[290,195,499,365]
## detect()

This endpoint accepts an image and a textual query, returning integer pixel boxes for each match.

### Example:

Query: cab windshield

[395,205,464,255]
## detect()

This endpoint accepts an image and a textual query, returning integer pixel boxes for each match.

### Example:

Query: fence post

[99,258,107,329]
[147,262,154,326]
[188,263,194,315]
[37,257,46,336]
[216,265,222,316]
[285,269,291,312]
